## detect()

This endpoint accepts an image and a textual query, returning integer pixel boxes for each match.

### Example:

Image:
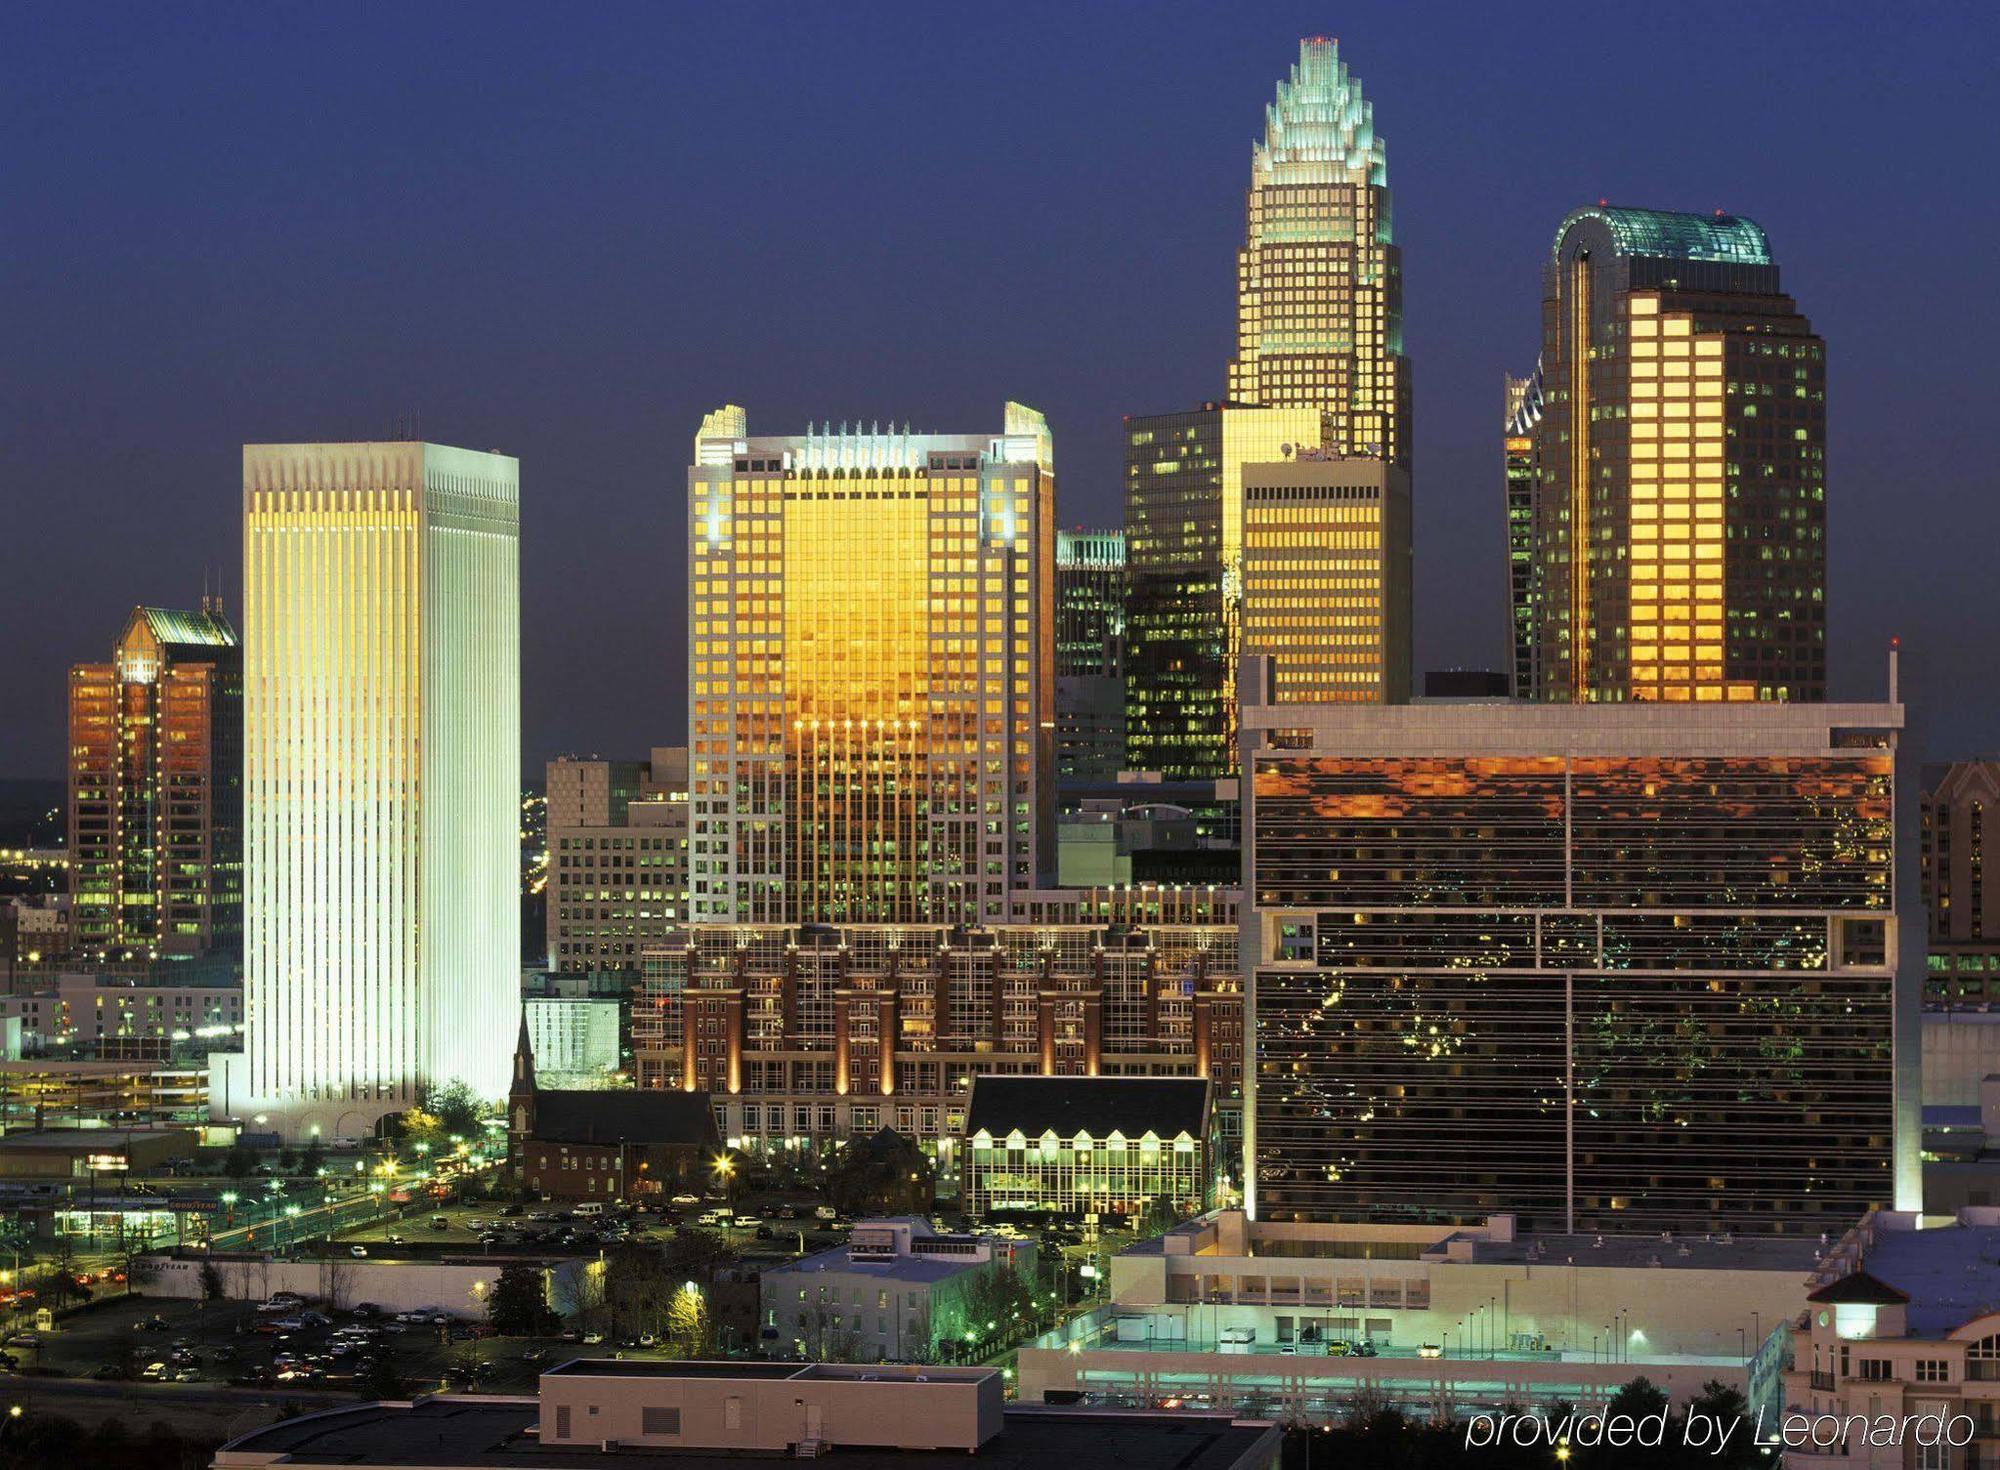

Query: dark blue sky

[4,1,1997,776]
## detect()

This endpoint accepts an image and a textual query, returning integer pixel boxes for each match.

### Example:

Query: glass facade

[1246,723,1902,1236]
[1228,37,1408,468]
[1529,206,1826,703]
[1054,529,1125,785]
[67,606,241,961]
[1123,405,1323,778]
[688,407,1054,927]
[1504,368,1544,698]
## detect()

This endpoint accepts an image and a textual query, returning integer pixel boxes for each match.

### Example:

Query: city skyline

[6,4,1998,776]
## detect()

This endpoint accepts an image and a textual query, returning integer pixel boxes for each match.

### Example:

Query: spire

[1253,36,1386,191]
[512,1010,537,1094]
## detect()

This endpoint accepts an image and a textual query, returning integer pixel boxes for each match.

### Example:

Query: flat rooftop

[0,1126,190,1149]
[1862,1221,2000,1335]
[216,1398,1274,1470]
[1459,1231,1825,1274]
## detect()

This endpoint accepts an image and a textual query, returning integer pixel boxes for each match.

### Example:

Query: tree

[959,1263,1035,1349]
[659,1226,737,1286]
[425,1080,486,1139]
[200,1259,226,1302]
[299,1138,325,1176]
[602,1242,674,1338]
[1686,1380,1758,1470]
[489,1262,558,1337]
[119,1247,158,1297]
[825,1129,933,1216]
[357,1349,407,1401]
[665,1281,710,1357]
[223,1144,257,1180]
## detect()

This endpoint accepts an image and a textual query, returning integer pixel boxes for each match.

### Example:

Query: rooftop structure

[214,1389,1281,1470]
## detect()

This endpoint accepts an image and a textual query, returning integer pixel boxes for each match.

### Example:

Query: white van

[573,1202,607,1218]
[697,1208,733,1228]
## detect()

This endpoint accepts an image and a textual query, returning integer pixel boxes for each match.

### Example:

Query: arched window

[1969,1332,2000,1382]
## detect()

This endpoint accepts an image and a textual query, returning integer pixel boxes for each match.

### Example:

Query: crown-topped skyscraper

[1226,36,1408,465]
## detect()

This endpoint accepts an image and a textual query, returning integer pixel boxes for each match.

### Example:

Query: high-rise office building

[1504,368,1543,699]
[67,604,241,962]
[1227,36,1408,467]
[1241,456,1410,705]
[1054,529,1125,785]
[688,406,1054,928]
[1126,39,1410,777]
[1920,759,2000,1007]
[232,441,520,1136]
[1528,206,1826,703]
[1241,656,1918,1235]
[545,748,689,974]
[1123,404,1322,779]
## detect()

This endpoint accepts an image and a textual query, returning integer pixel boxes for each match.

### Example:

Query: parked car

[4,1333,39,1349]
[138,1315,171,1332]
[90,1363,123,1380]
[349,1245,369,1258]
[670,1194,700,1208]
[140,1361,169,1381]
[581,1331,605,1345]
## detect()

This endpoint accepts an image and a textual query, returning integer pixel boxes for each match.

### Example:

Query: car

[429,1216,451,1230]
[349,1245,369,1258]
[173,1366,201,1382]
[395,1311,427,1324]
[1417,1343,1443,1359]
[352,1303,382,1319]
[521,1348,548,1364]
[559,1329,580,1342]
[1325,1341,1352,1357]
[638,1333,659,1348]
[141,1361,169,1380]
[670,1194,699,1208]
[501,1204,525,1217]
[230,1367,277,1388]
[581,1331,605,1345]
[385,1234,405,1245]
[212,1346,237,1361]
[0,1351,18,1372]
[269,1291,305,1305]
[1353,1341,1379,1358]
[4,1333,38,1349]
[91,1363,124,1380]
[138,1315,172,1332]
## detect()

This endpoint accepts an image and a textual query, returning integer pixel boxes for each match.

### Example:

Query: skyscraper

[1124,38,1410,777]
[1228,36,1408,467]
[1241,657,1917,1234]
[545,748,689,974]
[687,406,1054,927]
[1241,456,1410,705]
[1054,528,1125,785]
[67,604,242,962]
[1504,367,1543,698]
[1528,206,1826,703]
[234,441,520,1136]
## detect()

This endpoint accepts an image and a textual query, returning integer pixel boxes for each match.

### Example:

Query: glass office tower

[67,604,242,961]
[1055,529,1125,784]
[238,441,520,1136]
[1228,36,1408,467]
[1241,670,1916,1235]
[1504,368,1543,699]
[687,406,1055,928]
[1529,206,1826,703]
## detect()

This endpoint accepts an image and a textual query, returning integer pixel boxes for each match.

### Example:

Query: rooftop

[215,1398,1274,1470]
[966,1076,1209,1142]
[1854,1214,2000,1335]
[1454,1230,1826,1275]
[1554,206,1772,265]
[526,1089,718,1150]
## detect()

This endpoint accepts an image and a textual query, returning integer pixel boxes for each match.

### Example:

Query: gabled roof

[529,1089,718,1151]
[1808,1270,1912,1306]
[965,1075,1209,1141]
[132,605,237,652]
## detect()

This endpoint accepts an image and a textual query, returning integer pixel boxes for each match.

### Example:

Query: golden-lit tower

[1530,206,1826,703]
[688,406,1055,927]
[1227,35,1408,466]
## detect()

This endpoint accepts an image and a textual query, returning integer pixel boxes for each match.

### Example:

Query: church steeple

[512,1010,538,1094]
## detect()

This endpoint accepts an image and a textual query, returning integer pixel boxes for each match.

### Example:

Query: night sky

[5,1,1998,779]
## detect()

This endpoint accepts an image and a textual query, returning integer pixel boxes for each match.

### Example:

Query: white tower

[231,441,519,1139]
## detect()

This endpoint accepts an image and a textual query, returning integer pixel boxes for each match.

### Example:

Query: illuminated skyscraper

[1228,36,1408,467]
[1504,367,1544,698]
[1054,529,1124,785]
[67,604,241,961]
[235,442,520,1136]
[687,407,1054,927]
[1529,206,1826,703]
[1125,39,1411,777]
[1242,456,1410,705]
[1241,656,1918,1234]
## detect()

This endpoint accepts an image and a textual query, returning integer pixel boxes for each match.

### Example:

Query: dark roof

[1808,1270,1912,1306]
[217,1398,1275,1470]
[529,1089,718,1150]
[965,1076,1209,1141]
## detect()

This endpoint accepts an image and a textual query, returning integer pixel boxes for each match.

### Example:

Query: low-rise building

[509,1020,717,1200]
[962,1074,1212,1220]
[0,1124,195,1178]
[1017,1209,1819,1421]
[213,1363,1281,1469]
[0,1054,207,1130]
[1783,1208,2000,1468]
[760,1217,1037,1364]
[0,971,242,1055]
